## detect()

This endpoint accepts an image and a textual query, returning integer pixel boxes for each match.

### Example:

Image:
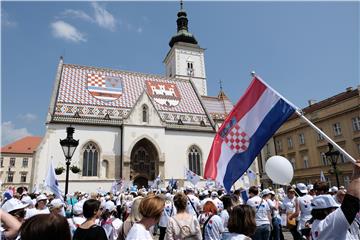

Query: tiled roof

[202,93,233,120]
[52,64,211,126]
[1,136,42,154]
[288,87,359,120]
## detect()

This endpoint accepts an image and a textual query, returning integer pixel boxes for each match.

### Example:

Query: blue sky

[1,1,359,145]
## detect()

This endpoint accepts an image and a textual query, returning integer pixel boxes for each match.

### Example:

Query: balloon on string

[265,155,294,185]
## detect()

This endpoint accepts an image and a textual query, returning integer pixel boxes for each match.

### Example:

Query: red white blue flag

[204,76,296,192]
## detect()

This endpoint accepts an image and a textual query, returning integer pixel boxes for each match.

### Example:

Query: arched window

[188,146,202,175]
[142,105,148,123]
[82,142,99,176]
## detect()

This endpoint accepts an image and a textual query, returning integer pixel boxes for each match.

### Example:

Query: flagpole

[295,110,356,164]
[251,71,356,164]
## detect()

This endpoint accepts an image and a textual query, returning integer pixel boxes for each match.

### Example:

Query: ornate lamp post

[325,143,340,188]
[60,127,79,201]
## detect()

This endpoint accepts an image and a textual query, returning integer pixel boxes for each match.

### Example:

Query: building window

[287,137,293,149]
[317,128,325,141]
[344,176,350,188]
[320,152,328,166]
[7,172,14,183]
[303,156,309,168]
[290,158,296,170]
[20,173,27,183]
[22,158,28,168]
[357,143,360,154]
[188,146,202,176]
[326,177,331,187]
[339,153,346,163]
[333,122,342,136]
[187,62,194,76]
[352,117,360,131]
[275,140,282,152]
[142,105,148,123]
[82,142,99,177]
[299,133,305,145]
[0,157,3,167]
[10,158,15,167]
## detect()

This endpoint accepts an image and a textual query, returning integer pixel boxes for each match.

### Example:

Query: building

[33,4,261,193]
[258,86,360,188]
[0,136,42,190]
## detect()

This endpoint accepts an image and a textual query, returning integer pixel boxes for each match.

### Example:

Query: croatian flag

[204,76,296,192]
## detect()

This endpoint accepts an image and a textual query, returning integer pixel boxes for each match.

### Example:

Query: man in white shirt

[246,186,271,240]
[185,186,200,217]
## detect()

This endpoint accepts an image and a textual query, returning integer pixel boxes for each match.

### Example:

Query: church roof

[201,94,233,121]
[1,136,42,154]
[50,62,213,129]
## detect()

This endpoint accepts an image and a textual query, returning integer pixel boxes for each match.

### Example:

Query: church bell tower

[163,1,207,96]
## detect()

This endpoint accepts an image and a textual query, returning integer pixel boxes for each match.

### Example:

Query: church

[33,3,249,193]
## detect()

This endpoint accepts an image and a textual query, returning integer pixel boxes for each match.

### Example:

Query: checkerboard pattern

[224,123,250,153]
[87,74,105,87]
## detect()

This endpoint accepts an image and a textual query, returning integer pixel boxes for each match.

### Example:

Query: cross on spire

[218,79,223,91]
[180,0,183,10]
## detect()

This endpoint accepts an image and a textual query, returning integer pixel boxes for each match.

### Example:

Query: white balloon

[265,155,294,185]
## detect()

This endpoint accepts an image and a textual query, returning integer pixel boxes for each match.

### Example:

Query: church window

[82,142,99,177]
[142,105,148,123]
[188,146,202,175]
[187,62,194,76]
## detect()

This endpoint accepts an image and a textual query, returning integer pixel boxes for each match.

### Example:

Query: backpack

[173,216,199,239]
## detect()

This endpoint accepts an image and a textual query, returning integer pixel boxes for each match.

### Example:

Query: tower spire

[169,1,198,47]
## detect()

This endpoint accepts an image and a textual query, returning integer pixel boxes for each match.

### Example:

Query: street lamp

[325,143,340,188]
[60,127,79,201]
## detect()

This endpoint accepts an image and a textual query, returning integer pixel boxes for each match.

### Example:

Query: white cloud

[137,27,143,34]
[1,122,31,146]
[61,9,94,23]
[91,2,116,31]
[17,113,38,122]
[2,10,17,28]
[51,20,87,43]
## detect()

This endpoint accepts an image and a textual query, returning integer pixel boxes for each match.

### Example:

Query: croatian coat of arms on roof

[146,80,181,107]
[87,73,123,102]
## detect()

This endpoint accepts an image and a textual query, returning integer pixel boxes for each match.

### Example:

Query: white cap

[296,183,308,194]
[73,202,83,215]
[105,201,116,212]
[307,184,314,191]
[165,193,172,200]
[329,186,338,193]
[50,199,65,209]
[2,198,28,213]
[186,186,194,192]
[36,194,47,202]
[311,194,340,209]
[21,196,34,206]
[261,189,271,196]
[211,191,218,197]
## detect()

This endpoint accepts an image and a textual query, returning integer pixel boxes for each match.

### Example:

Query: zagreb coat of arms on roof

[87,73,123,101]
[146,80,181,107]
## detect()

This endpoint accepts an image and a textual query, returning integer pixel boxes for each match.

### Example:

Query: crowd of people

[0,161,359,240]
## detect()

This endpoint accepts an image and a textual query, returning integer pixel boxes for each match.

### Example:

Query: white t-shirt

[68,216,86,236]
[220,209,230,230]
[159,200,176,227]
[297,194,313,229]
[281,196,296,214]
[186,194,200,217]
[221,232,251,240]
[102,217,123,240]
[126,223,153,240]
[25,207,50,219]
[311,208,350,240]
[247,196,270,226]
[198,213,224,240]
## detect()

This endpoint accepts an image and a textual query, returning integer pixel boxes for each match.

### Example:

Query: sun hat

[36,194,47,202]
[296,183,308,194]
[2,198,28,213]
[311,194,340,209]
[105,201,116,212]
[49,199,65,209]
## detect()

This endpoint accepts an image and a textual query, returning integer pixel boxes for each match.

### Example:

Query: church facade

[33,5,244,193]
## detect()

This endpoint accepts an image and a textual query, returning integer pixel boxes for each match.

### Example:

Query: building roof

[1,136,42,154]
[51,62,213,128]
[288,87,359,121]
[201,91,233,120]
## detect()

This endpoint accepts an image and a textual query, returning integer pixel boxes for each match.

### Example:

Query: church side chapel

[34,2,240,192]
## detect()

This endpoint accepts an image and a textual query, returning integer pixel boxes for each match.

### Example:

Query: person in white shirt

[25,194,50,219]
[281,188,301,240]
[310,160,360,240]
[100,200,123,240]
[289,183,313,240]
[210,191,224,213]
[158,193,176,240]
[246,186,271,240]
[67,201,86,237]
[198,201,224,240]
[126,195,165,240]
[220,194,233,231]
[185,186,201,217]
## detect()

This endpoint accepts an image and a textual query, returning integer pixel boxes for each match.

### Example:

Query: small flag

[185,168,200,186]
[151,174,161,189]
[204,76,296,192]
[44,161,63,200]
[241,188,249,202]
[247,169,257,182]
[320,170,326,182]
